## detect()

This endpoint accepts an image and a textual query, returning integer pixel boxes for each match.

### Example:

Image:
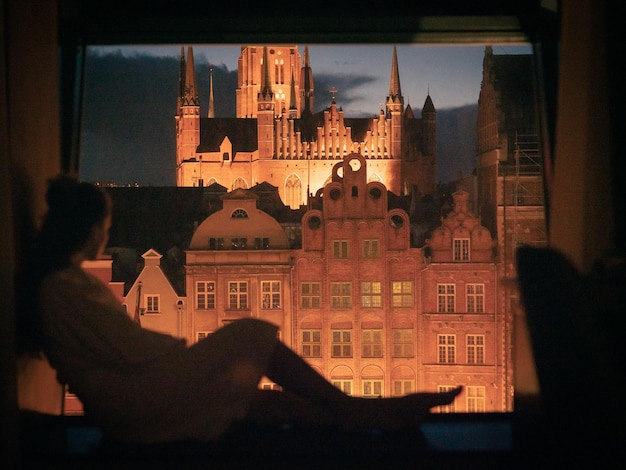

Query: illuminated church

[175,45,437,208]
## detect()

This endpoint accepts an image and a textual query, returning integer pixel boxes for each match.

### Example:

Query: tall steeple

[259,46,274,103]
[208,68,215,118]
[386,45,403,158]
[183,46,199,106]
[386,45,403,110]
[300,45,314,114]
[289,65,298,119]
[257,47,275,159]
[176,46,185,115]
[177,46,201,180]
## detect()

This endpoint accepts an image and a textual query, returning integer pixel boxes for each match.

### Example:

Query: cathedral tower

[257,47,275,160]
[176,46,200,185]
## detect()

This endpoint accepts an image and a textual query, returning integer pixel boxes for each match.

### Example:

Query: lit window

[391,281,413,307]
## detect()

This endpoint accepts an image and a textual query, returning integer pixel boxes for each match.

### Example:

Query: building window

[301,330,321,357]
[332,380,352,396]
[438,334,456,363]
[332,240,349,259]
[196,331,212,342]
[467,386,486,412]
[392,380,414,397]
[231,237,247,249]
[285,174,302,209]
[436,385,459,413]
[467,335,485,364]
[261,281,281,309]
[361,281,382,307]
[392,328,414,357]
[453,238,470,261]
[466,283,485,313]
[260,382,282,391]
[362,239,379,258]
[145,294,159,313]
[228,281,248,310]
[300,282,321,308]
[254,237,270,249]
[362,380,383,398]
[362,329,383,357]
[437,284,456,313]
[391,281,414,307]
[209,237,224,250]
[196,281,215,309]
[331,329,352,357]
[231,208,248,218]
[330,282,352,308]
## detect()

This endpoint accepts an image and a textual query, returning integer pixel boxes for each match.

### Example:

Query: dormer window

[453,238,470,261]
[231,209,248,218]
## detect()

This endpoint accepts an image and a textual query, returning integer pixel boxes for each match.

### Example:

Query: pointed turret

[208,68,215,118]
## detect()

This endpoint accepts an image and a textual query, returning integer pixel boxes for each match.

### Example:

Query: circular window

[307,216,321,230]
[329,188,341,201]
[369,187,382,200]
[390,214,404,228]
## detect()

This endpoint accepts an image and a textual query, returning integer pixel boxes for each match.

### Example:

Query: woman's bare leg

[261,341,462,431]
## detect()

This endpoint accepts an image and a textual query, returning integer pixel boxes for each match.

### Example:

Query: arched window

[285,174,302,209]
[232,177,248,190]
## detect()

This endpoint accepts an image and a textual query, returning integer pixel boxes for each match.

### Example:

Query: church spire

[387,45,403,109]
[208,67,215,118]
[176,46,185,115]
[300,45,314,114]
[184,46,199,106]
[259,46,274,102]
[289,65,297,119]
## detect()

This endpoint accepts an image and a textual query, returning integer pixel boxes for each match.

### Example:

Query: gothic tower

[176,46,200,185]
[257,47,275,160]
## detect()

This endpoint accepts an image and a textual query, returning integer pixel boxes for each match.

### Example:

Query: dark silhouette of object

[19,174,461,446]
[516,245,624,458]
